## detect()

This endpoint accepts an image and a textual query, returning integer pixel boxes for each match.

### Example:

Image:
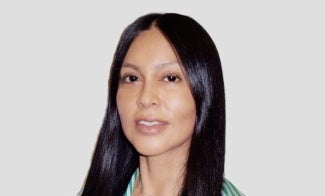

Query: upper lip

[135,117,168,125]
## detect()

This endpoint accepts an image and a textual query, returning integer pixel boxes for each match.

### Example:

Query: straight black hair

[81,13,225,196]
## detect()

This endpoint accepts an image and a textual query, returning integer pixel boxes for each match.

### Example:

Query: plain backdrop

[0,0,324,195]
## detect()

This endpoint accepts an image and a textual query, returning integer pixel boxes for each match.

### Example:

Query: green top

[124,169,244,196]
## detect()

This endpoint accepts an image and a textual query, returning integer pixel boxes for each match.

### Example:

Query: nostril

[137,86,160,108]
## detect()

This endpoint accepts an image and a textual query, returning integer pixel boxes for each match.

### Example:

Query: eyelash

[162,72,181,82]
[120,74,139,83]
[120,72,181,84]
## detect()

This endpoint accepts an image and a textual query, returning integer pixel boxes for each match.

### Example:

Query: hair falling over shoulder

[81,13,225,196]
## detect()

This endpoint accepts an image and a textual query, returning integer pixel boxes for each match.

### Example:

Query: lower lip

[135,123,168,135]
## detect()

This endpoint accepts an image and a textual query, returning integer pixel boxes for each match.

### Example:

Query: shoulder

[221,178,245,196]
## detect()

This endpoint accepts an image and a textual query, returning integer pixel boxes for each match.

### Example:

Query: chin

[132,141,168,157]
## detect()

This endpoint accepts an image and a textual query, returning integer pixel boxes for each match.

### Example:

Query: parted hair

[81,13,225,196]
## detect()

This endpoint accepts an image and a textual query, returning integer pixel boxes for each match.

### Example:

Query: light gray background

[1,0,324,195]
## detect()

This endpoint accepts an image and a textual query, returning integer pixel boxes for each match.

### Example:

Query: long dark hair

[81,13,225,196]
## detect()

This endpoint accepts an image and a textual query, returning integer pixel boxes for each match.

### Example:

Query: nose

[137,82,160,108]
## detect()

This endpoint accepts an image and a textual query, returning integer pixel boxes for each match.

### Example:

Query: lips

[135,118,168,135]
[138,120,165,126]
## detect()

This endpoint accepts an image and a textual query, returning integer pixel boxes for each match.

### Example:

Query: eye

[121,74,139,83]
[163,74,180,82]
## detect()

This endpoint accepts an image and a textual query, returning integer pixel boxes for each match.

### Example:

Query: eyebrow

[121,61,179,70]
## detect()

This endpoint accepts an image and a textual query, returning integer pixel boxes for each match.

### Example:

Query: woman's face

[116,28,196,157]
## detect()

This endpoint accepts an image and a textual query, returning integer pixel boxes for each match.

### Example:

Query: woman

[80,13,243,196]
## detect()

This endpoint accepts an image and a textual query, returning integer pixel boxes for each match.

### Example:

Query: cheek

[180,99,196,131]
[116,89,133,127]
[116,87,141,143]
[116,90,124,117]
[164,89,196,128]
[117,88,134,111]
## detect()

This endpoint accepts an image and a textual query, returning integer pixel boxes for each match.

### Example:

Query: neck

[134,146,189,196]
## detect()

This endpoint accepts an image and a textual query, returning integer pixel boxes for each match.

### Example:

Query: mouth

[135,118,168,135]
[138,120,166,126]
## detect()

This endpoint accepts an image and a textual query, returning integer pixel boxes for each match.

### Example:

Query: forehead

[123,28,179,68]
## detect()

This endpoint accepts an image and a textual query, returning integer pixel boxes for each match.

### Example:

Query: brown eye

[128,75,138,82]
[164,74,180,82]
[122,75,138,83]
